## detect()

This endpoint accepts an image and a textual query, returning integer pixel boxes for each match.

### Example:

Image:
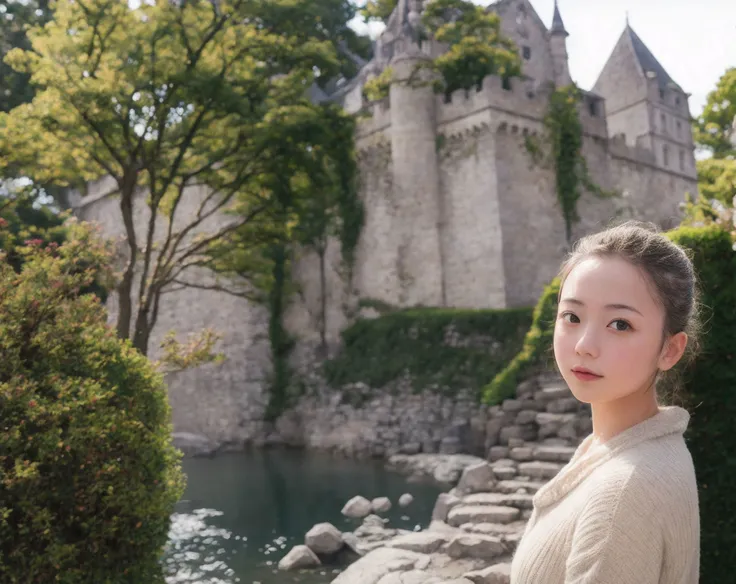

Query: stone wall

[73,179,272,448]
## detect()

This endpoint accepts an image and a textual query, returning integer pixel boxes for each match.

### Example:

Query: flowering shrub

[0,219,185,583]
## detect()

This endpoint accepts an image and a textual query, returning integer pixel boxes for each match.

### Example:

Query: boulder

[399,493,414,507]
[446,534,505,559]
[464,562,512,584]
[372,497,392,513]
[331,547,426,584]
[388,531,450,554]
[305,522,343,555]
[432,492,462,522]
[342,495,373,518]
[447,505,520,527]
[457,462,495,494]
[278,545,320,571]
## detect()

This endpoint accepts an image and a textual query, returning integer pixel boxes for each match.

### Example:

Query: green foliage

[696,157,736,208]
[359,0,398,22]
[483,279,560,404]
[0,0,51,113]
[324,306,533,399]
[421,0,521,98]
[363,67,393,103]
[665,225,736,583]
[0,0,370,357]
[694,67,736,159]
[0,219,185,583]
[525,85,616,243]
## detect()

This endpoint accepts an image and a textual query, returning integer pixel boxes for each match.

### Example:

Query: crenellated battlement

[356,97,391,139]
[608,133,657,166]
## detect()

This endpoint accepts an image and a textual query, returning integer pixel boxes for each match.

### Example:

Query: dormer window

[522,46,531,60]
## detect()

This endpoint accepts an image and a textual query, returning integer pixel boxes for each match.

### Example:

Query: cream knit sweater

[510,406,700,584]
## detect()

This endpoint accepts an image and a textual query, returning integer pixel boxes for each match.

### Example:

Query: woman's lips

[572,367,603,381]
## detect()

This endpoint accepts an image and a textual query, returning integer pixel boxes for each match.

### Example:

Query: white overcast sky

[350,0,736,118]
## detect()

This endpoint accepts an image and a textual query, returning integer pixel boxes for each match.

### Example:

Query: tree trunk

[116,172,138,341]
[317,242,328,359]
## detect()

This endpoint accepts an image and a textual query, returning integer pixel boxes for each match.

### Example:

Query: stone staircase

[333,375,590,584]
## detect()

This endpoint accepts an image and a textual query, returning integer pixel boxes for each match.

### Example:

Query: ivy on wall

[525,84,617,243]
[323,306,533,401]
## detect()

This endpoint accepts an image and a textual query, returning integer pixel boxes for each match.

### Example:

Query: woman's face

[553,256,669,405]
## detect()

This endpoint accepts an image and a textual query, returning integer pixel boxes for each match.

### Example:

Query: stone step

[464,562,512,584]
[495,479,546,494]
[447,533,505,560]
[462,492,534,510]
[532,445,576,462]
[460,520,528,537]
[447,505,521,527]
[535,412,577,426]
[518,460,565,479]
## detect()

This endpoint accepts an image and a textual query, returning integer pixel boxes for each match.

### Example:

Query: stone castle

[73,0,699,450]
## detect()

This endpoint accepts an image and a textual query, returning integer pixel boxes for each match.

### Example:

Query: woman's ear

[658,331,688,372]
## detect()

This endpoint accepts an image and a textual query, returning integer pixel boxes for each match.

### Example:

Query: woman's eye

[610,319,631,331]
[561,312,580,324]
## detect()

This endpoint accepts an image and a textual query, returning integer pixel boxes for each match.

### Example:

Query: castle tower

[549,0,572,86]
[593,22,696,179]
[387,3,444,307]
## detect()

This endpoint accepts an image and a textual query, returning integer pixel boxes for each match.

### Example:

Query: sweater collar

[533,406,690,510]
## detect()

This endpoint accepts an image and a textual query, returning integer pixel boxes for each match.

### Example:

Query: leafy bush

[668,225,736,582]
[324,306,533,399]
[0,220,186,583]
[482,278,560,405]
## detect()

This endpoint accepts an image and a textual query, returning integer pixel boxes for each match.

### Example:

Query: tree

[0,0,51,112]
[360,0,397,22]
[0,0,368,358]
[695,67,736,159]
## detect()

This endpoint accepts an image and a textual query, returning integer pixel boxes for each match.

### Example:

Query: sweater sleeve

[565,470,664,584]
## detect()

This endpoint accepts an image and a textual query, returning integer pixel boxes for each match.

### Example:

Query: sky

[350,0,736,118]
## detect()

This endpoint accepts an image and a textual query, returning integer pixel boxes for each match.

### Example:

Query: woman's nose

[575,328,599,358]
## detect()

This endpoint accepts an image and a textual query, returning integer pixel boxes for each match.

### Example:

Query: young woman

[510,222,701,584]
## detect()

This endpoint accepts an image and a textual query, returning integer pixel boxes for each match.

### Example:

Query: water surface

[162,448,442,584]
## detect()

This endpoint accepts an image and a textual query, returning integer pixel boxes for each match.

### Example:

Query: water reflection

[161,449,441,584]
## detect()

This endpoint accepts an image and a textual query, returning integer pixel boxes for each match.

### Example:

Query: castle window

[663,145,669,167]
[502,77,512,91]
[675,96,681,106]
[588,99,598,117]
[660,112,667,133]
[677,120,682,136]
[679,149,685,171]
[659,88,665,101]
[523,46,531,60]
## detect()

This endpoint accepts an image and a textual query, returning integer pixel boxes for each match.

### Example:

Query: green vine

[525,84,616,243]
[363,67,393,103]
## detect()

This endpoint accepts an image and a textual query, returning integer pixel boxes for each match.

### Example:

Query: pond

[161,448,443,584]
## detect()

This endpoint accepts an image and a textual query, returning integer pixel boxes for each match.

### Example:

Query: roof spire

[625,10,630,28]
[551,0,569,37]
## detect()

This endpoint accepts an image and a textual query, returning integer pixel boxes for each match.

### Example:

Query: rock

[400,442,422,455]
[278,545,320,571]
[532,445,576,462]
[457,462,495,494]
[501,399,523,412]
[516,379,537,396]
[446,534,505,559]
[432,492,462,522]
[498,425,523,444]
[399,493,414,507]
[518,461,565,480]
[492,467,516,480]
[447,505,521,527]
[372,497,392,513]
[462,492,534,510]
[487,446,508,461]
[362,514,388,527]
[171,432,218,458]
[547,397,580,413]
[464,562,512,584]
[495,479,545,494]
[440,436,462,454]
[428,519,460,534]
[539,385,571,400]
[305,522,344,555]
[342,495,373,518]
[342,532,364,556]
[331,547,426,584]
[434,462,463,484]
[509,447,533,461]
[515,409,538,425]
[506,438,525,448]
[389,531,450,554]
[558,421,578,440]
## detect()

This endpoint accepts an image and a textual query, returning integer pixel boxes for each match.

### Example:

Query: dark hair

[557,221,702,402]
